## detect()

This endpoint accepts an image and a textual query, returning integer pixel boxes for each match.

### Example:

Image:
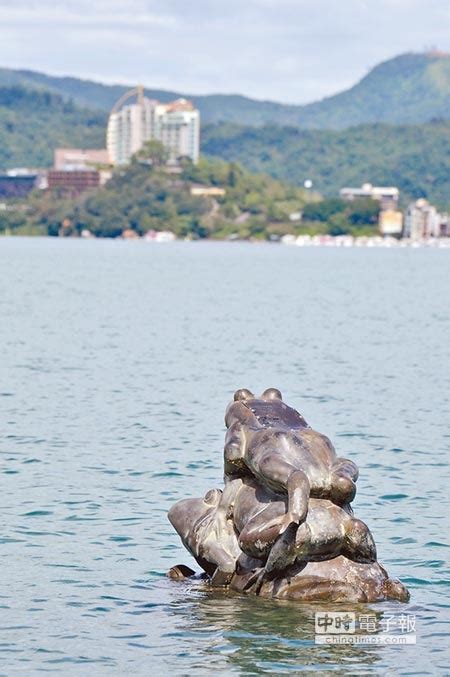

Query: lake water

[0,237,449,675]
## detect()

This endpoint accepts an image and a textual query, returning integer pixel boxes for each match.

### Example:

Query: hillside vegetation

[202,120,450,207]
[2,153,318,239]
[0,87,105,168]
[1,52,450,127]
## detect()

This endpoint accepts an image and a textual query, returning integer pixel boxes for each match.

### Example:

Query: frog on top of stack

[168,388,409,602]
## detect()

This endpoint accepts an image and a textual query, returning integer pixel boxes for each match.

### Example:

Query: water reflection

[166,580,387,674]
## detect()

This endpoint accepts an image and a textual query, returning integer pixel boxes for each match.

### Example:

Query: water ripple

[0,240,449,675]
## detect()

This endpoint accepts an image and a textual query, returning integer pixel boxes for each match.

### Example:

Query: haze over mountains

[0,51,449,205]
[1,51,450,128]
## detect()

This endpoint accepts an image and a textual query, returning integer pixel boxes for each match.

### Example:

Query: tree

[302,198,347,222]
[134,140,169,167]
[347,198,380,225]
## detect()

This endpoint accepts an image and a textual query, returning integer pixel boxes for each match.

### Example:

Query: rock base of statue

[168,557,409,603]
[231,557,409,603]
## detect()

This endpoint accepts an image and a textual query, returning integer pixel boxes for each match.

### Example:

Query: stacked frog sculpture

[168,388,409,602]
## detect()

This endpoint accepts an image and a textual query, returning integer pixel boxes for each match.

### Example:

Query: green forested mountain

[1,51,450,127]
[0,67,304,125]
[0,69,179,113]
[292,52,450,128]
[0,56,449,207]
[202,120,450,207]
[0,87,105,168]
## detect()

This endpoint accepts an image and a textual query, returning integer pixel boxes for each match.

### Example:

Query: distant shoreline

[1,234,450,249]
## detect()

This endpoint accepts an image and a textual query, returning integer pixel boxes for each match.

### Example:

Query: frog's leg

[248,522,300,594]
[239,455,310,594]
[333,457,359,481]
[343,518,377,563]
[205,541,239,587]
[240,520,315,594]
[224,422,249,480]
[238,507,287,560]
[210,568,234,587]
[257,453,311,525]
[329,457,358,504]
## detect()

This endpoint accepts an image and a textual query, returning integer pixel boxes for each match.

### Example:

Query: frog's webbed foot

[242,568,266,594]
[262,521,299,575]
[210,568,234,587]
[167,564,196,580]
[244,522,299,595]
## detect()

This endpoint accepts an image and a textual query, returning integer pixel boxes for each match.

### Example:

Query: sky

[0,0,449,104]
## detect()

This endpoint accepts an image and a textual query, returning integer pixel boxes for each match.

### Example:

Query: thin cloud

[0,0,448,103]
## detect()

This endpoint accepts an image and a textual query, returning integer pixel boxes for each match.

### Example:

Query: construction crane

[110,85,145,114]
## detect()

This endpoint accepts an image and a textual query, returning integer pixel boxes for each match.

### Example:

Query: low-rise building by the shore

[379,209,403,235]
[0,169,45,198]
[47,169,101,196]
[53,148,112,187]
[190,185,226,197]
[54,148,110,171]
[340,183,399,210]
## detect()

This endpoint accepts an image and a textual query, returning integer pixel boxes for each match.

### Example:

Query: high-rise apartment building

[107,91,200,166]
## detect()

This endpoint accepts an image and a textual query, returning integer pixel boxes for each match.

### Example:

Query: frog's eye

[234,388,254,401]
[261,388,283,401]
[204,489,222,505]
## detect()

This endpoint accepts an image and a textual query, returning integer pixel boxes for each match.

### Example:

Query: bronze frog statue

[167,388,410,603]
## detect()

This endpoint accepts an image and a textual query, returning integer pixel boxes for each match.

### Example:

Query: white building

[340,183,399,210]
[190,185,226,197]
[107,91,200,166]
[403,199,446,239]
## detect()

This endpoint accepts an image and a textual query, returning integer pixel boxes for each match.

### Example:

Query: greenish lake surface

[0,238,449,674]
